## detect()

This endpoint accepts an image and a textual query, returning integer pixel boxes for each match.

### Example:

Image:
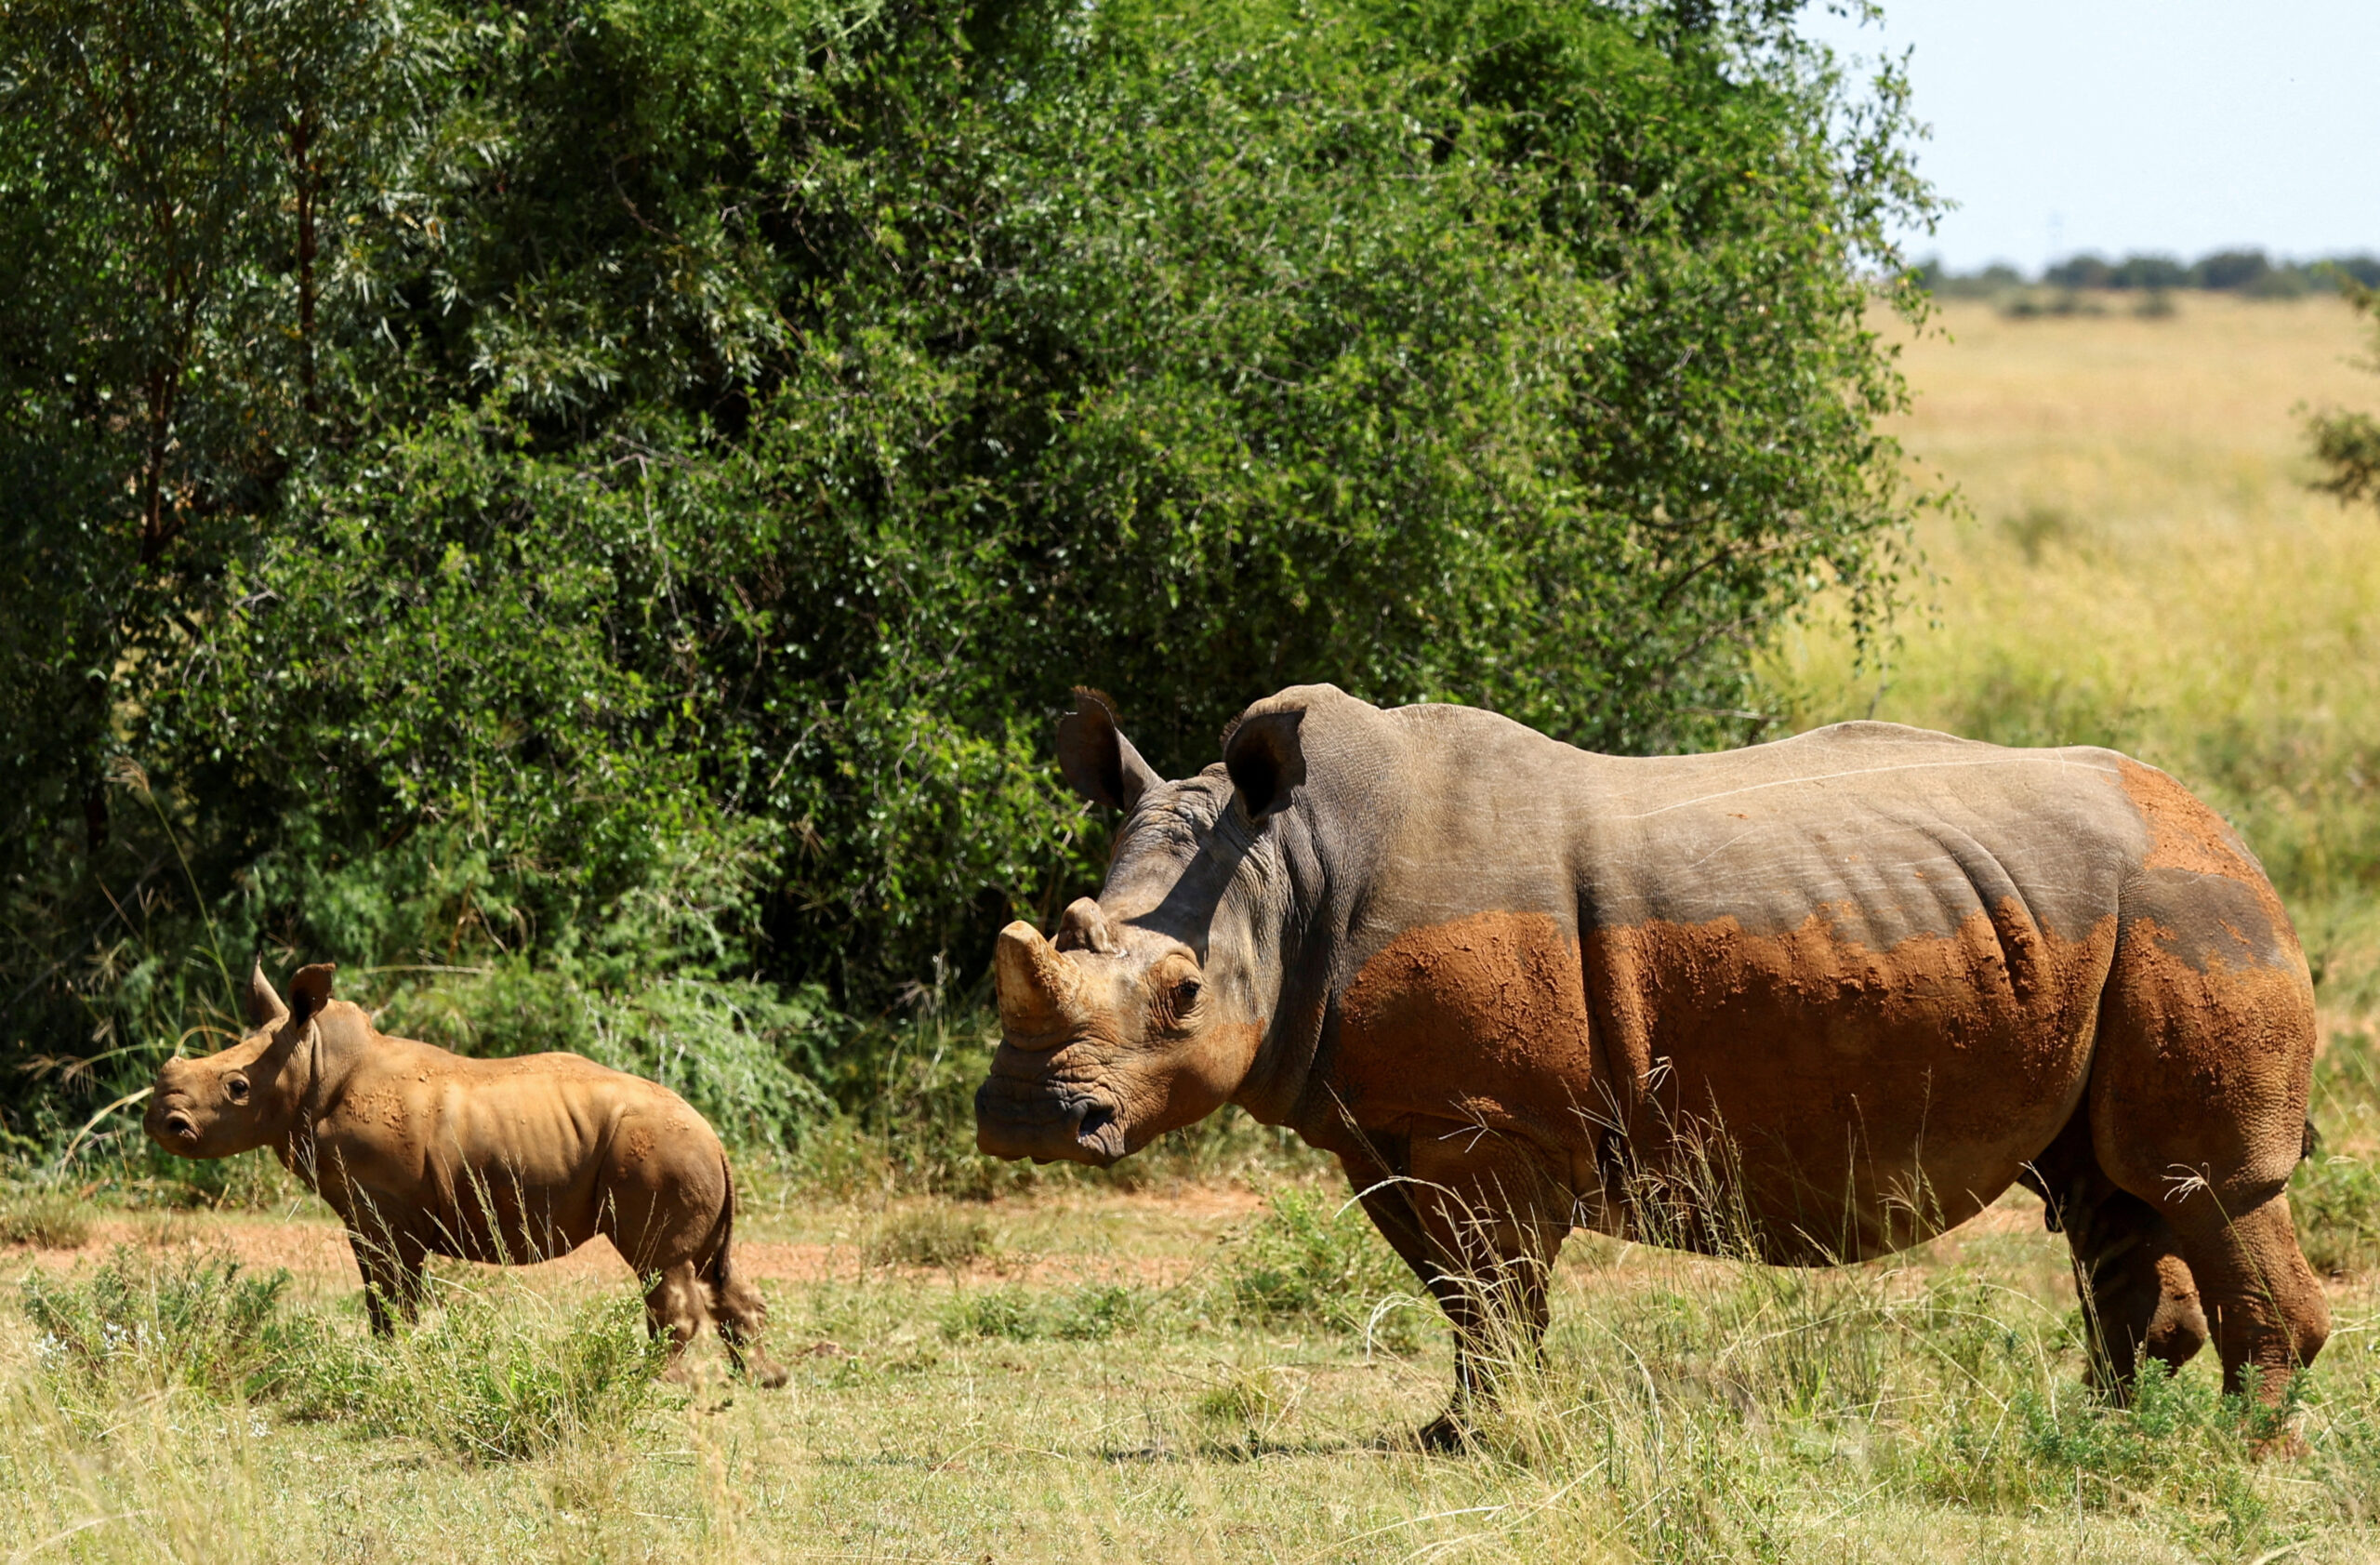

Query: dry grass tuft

[0,1186,93,1250]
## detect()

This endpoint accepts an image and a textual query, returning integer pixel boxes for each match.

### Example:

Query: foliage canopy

[0,0,1934,1145]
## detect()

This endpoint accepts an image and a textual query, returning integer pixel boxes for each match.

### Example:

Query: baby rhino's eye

[226,1076,250,1104]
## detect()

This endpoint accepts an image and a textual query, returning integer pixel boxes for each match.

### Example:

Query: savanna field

[6,296,2380,1563]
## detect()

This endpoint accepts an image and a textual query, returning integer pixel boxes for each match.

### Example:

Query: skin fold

[974,684,2328,1444]
[146,962,785,1386]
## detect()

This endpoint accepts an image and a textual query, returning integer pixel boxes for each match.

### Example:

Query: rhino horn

[245,962,289,1029]
[994,922,1086,1049]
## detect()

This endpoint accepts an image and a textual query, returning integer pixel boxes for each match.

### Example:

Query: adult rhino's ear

[244,962,290,1029]
[1223,707,1306,823]
[288,963,337,1027]
[1055,688,1161,812]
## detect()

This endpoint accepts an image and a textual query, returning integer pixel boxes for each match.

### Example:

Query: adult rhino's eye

[226,1076,249,1104]
[1173,976,1201,1012]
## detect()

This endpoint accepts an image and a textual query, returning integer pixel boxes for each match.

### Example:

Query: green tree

[0,0,1937,1147]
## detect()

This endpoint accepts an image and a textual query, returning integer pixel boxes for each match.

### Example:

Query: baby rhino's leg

[711,1265,787,1388]
[645,1263,714,1378]
[601,1116,734,1378]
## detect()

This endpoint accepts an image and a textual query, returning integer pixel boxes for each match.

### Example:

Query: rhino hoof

[1414,1411,1476,1454]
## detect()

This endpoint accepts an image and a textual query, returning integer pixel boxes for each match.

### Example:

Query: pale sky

[1798,0,2380,274]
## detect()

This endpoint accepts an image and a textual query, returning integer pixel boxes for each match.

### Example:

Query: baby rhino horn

[994,922,1086,1050]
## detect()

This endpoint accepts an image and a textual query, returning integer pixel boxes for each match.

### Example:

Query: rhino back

[1301,709,2294,1252]
[1577,722,2140,941]
[330,1038,704,1196]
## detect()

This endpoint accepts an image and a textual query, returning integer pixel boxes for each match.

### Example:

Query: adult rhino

[147,962,784,1385]
[975,685,2328,1440]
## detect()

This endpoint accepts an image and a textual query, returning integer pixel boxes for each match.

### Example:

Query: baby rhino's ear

[288,963,337,1026]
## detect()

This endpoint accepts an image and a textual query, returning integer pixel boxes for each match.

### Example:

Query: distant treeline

[1919,250,2380,300]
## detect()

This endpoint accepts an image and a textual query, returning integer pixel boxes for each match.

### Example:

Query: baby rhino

[146,961,785,1386]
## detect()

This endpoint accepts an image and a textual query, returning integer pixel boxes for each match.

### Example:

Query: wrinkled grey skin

[975,684,2329,1447]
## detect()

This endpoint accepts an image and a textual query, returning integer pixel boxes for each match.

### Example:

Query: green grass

[0,1181,2372,1562]
[863,1204,998,1270]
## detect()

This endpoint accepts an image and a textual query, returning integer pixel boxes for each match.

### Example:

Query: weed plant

[2294,1025,2380,1277]
[14,1245,663,1464]
[0,1184,93,1248]
[305,1282,668,1461]
[1217,1187,1427,1353]
[940,1282,1148,1344]
[20,1248,312,1408]
[865,1205,996,1270]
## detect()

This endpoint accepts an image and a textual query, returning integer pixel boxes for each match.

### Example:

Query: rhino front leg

[344,1217,429,1335]
[1337,1147,1475,1451]
[1349,1123,1568,1451]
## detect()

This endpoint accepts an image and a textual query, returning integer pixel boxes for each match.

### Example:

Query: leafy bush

[2309,281,2380,512]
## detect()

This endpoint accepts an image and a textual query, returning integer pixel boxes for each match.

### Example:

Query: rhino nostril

[165,1113,196,1142]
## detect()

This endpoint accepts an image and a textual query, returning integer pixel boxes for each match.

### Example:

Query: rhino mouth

[974,1073,1130,1166]
[147,1102,201,1149]
[1068,1099,1126,1163]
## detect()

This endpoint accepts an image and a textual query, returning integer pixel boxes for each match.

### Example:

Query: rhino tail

[707,1158,737,1295]
[2304,1117,2321,1162]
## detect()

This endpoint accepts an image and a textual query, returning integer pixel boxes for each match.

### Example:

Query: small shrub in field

[941,1282,1147,1343]
[1052,1282,1146,1342]
[0,1187,92,1249]
[1195,1364,1296,1449]
[865,1206,994,1270]
[942,1286,1042,1341]
[1998,502,2079,564]
[312,1285,666,1462]
[1217,1189,1421,1349]
[1910,1352,2304,1516]
[2294,1152,2380,1276]
[20,1247,311,1399]
[2296,1028,2380,1277]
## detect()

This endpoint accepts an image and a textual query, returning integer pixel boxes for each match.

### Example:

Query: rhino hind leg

[2022,1118,2209,1397]
[2157,1193,2328,1404]
[2082,897,2331,1405]
[708,1267,788,1388]
[645,1262,715,1378]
